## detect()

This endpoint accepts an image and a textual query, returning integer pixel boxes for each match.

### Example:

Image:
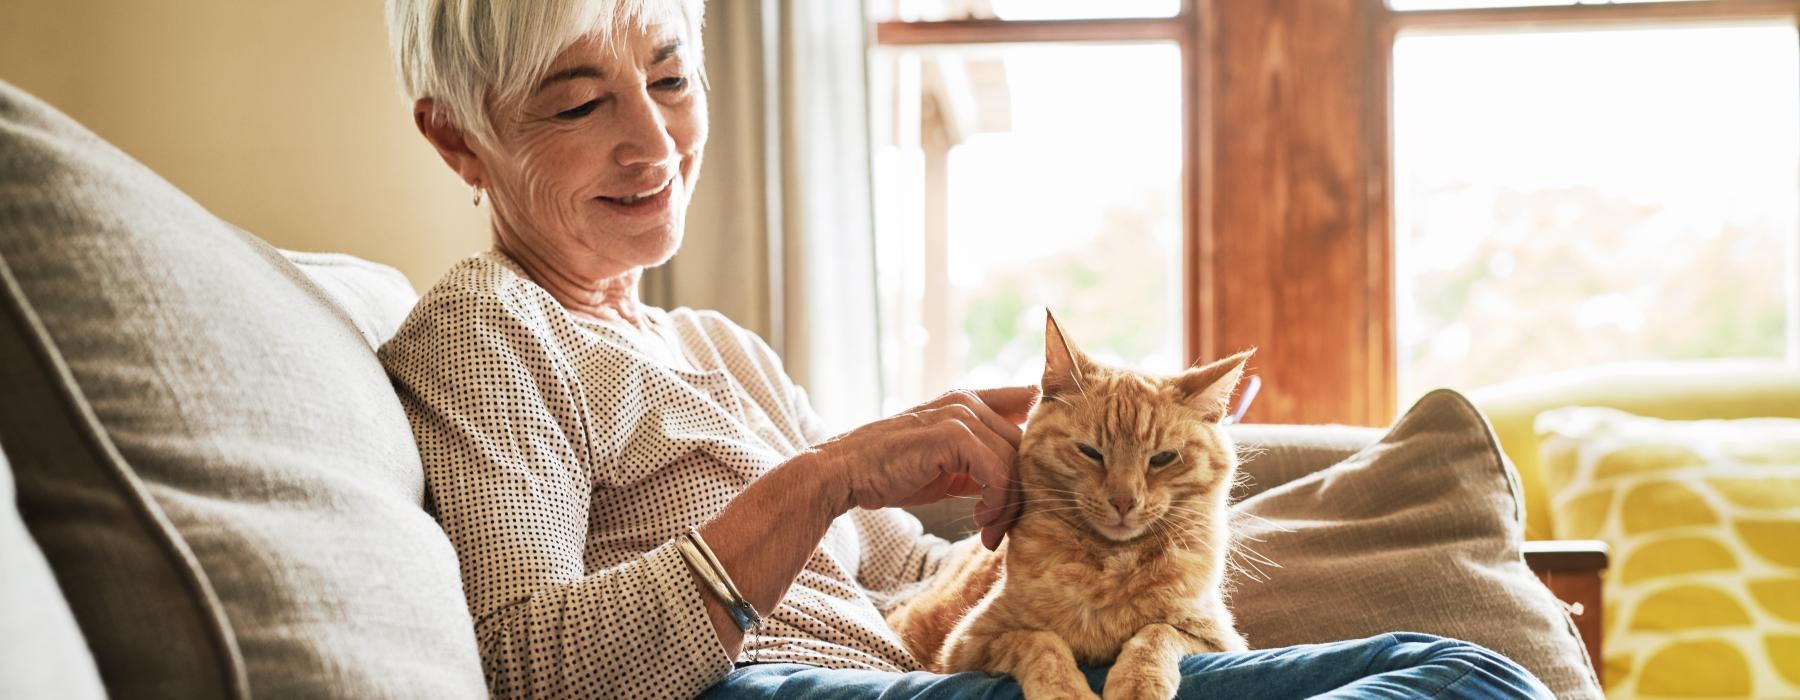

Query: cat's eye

[1076,443,1104,463]
[1149,450,1180,468]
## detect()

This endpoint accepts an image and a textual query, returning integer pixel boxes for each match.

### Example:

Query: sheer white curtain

[646,0,884,432]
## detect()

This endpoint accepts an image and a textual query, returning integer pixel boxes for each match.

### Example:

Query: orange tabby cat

[886,313,1252,700]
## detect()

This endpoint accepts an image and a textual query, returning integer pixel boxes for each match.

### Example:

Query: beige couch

[0,80,1602,698]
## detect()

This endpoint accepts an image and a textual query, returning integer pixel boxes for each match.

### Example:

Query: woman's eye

[1076,443,1104,463]
[556,100,600,119]
[653,76,689,91]
[1149,451,1180,468]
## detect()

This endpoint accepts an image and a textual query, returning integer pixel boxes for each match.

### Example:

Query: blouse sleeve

[380,288,732,699]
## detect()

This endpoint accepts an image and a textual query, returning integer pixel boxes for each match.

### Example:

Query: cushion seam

[1431,388,1603,693]
[0,253,250,699]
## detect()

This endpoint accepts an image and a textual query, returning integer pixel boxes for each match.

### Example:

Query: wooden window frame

[875,0,1800,426]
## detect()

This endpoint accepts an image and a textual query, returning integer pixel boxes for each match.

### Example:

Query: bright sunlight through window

[869,43,1183,414]
[1393,23,1800,402]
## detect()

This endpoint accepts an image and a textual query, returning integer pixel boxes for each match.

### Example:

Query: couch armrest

[1523,539,1609,685]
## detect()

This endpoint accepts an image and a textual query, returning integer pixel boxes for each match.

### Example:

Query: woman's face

[478,17,707,277]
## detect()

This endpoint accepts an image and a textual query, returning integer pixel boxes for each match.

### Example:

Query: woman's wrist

[784,448,853,521]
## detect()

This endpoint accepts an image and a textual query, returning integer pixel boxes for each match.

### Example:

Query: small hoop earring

[471,182,484,207]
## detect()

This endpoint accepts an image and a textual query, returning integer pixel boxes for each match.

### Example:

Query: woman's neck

[492,239,650,330]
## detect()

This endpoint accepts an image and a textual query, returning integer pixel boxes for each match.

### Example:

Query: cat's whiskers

[1012,498,1083,510]
[1150,512,1209,552]
[1147,517,1186,555]
[1162,505,1225,534]
[1018,505,1093,518]
[1149,504,1282,584]
[1229,509,1294,536]
[1015,489,1080,500]
[1222,543,1280,584]
[1013,480,1085,497]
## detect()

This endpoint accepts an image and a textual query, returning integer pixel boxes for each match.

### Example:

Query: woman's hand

[811,386,1039,550]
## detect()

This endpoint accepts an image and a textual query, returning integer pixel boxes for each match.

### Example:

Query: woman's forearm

[694,450,847,656]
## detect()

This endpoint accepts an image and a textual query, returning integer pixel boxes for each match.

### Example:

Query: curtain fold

[647,0,884,432]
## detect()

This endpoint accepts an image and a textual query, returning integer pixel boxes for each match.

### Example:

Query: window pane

[869,43,1183,414]
[1393,24,1800,402]
[871,0,1179,22]
[1389,0,1701,11]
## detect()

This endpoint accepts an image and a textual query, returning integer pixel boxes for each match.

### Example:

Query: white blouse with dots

[379,252,959,699]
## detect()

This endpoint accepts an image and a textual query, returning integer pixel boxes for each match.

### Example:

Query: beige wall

[1,1,490,291]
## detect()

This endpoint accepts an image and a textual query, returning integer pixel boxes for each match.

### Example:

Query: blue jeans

[701,632,1552,699]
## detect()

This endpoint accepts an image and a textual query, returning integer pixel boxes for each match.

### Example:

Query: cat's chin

[1089,521,1149,542]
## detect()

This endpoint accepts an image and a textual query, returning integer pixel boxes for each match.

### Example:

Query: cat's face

[1017,314,1252,543]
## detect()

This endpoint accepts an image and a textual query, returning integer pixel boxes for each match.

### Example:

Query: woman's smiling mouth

[597,177,674,214]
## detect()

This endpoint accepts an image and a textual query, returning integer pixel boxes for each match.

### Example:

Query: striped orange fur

[886,313,1254,700]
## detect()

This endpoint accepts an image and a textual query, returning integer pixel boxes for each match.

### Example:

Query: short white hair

[387,0,704,144]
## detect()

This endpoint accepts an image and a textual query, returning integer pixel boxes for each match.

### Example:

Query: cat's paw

[1190,628,1248,653]
[1021,677,1101,700]
[1100,671,1177,700]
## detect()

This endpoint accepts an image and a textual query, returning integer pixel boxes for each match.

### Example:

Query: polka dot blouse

[379,252,957,699]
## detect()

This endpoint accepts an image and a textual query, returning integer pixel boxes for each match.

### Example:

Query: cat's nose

[1110,496,1137,518]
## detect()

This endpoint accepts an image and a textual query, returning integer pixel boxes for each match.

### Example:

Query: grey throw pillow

[1229,390,1602,699]
[0,80,484,697]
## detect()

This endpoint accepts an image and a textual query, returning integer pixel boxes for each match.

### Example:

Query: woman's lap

[700,632,1552,699]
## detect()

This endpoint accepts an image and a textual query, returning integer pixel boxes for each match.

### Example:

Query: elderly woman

[378,1,1555,698]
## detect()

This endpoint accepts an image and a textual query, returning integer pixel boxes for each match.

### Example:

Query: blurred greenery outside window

[868,2,1184,414]
[870,1,1800,415]
[1393,23,1800,403]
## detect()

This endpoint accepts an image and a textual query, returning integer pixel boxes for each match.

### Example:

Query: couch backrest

[282,249,421,348]
[0,80,484,698]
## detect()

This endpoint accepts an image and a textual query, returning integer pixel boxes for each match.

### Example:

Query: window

[865,0,1800,425]
[1390,0,1706,10]
[868,4,1192,413]
[872,0,1180,21]
[1392,22,1800,401]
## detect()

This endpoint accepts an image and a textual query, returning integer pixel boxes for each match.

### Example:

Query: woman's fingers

[931,403,1018,468]
[930,417,1014,530]
[896,472,980,506]
[932,389,1033,549]
[825,386,1036,550]
[972,385,1040,425]
[979,521,1008,551]
[944,390,1026,448]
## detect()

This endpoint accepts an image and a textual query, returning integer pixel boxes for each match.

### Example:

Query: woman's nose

[612,91,677,168]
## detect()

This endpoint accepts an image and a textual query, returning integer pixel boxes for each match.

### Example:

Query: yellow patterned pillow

[1537,407,1800,698]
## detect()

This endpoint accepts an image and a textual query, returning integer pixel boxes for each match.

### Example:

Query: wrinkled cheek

[507,144,589,235]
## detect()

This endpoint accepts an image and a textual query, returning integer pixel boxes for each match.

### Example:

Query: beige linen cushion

[0,80,484,697]
[911,389,1600,698]
[0,221,242,697]
[1229,389,1600,698]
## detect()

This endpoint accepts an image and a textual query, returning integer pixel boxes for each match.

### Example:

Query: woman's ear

[413,98,487,186]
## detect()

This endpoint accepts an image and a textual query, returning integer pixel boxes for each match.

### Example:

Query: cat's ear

[1042,310,1089,399]
[1175,348,1255,422]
